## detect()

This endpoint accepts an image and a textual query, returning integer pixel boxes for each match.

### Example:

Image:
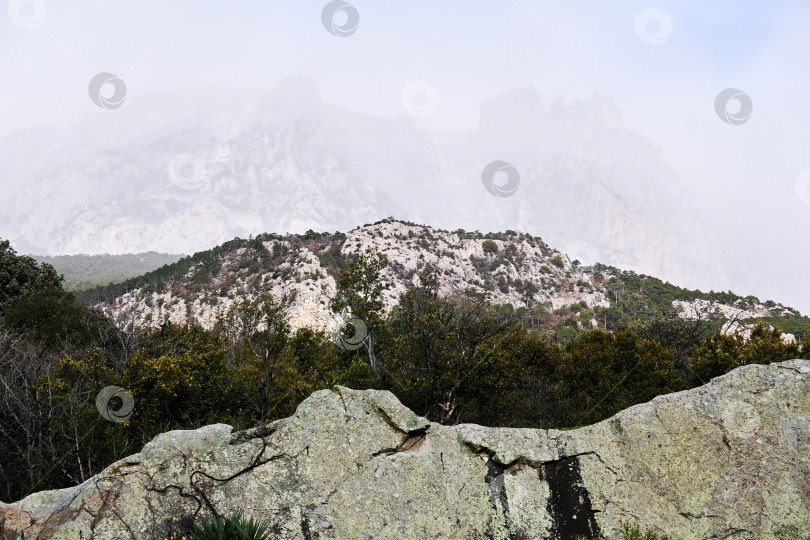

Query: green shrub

[690,322,802,383]
[482,239,498,254]
[619,523,674,540]
[555,331,680,426]
[550,256,564,268]
[189,511,271,540]
[574,523,675,540]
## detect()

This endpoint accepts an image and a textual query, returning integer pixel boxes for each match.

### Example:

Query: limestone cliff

[2,360,808,539]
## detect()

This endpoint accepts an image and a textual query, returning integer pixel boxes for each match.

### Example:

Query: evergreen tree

[329,247,390,378]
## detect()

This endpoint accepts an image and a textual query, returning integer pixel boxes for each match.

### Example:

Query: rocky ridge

[99,219,612,334]
[96,219,796,339]
[1,359,808,539]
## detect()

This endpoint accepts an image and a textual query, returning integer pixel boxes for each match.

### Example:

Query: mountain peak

[565,93,624,130]
[476,86,544,134]
[254,75,323,118]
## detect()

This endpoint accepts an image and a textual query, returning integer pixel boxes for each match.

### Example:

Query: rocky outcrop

[673,299,799,344]
[101,220,613,335]
[2,360,809,539]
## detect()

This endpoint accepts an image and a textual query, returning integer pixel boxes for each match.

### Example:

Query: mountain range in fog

[1,76,724,294]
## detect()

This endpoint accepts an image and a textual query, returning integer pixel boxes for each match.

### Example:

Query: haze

[1,0,808,313]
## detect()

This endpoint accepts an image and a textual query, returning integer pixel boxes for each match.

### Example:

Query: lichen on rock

[2,360,809,539]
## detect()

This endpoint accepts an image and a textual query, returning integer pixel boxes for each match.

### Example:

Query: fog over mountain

[2,1,809,315]
[1,77,726,297]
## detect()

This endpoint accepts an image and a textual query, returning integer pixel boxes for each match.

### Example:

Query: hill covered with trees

[32,252,181,291]
[81,218,809,345]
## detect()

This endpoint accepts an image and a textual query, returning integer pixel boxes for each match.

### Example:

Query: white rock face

[341,221,610,314]
[719,320,797,344]
[673,298,796,343]
[104,243,339,334]
[673,298,779,320]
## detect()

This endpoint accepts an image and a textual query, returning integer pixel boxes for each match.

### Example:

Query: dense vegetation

[33,252,182,291]
[1,238,807,507]
[1,239,63,307]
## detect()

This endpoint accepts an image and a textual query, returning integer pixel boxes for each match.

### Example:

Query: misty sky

[2,0,809,312]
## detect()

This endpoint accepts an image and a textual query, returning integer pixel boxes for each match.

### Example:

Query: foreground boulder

[2,360,809,539]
